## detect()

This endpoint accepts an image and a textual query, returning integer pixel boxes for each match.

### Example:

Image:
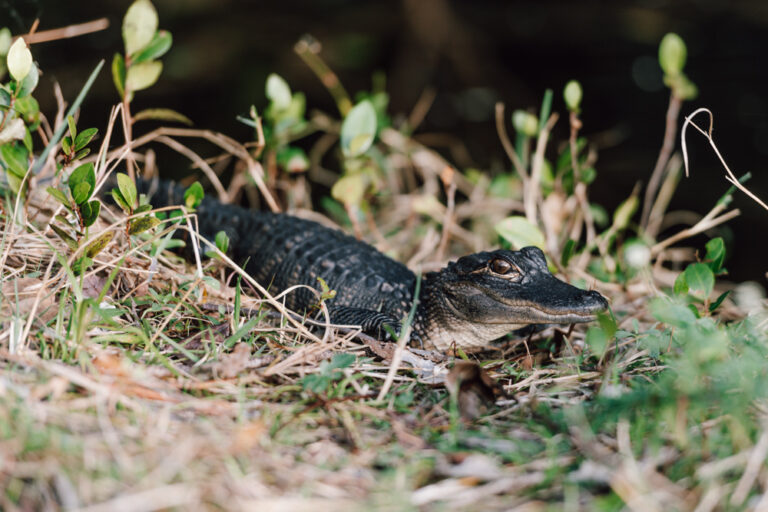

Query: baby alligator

[139,180,608,352]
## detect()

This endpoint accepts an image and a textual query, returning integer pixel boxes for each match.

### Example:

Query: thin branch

[495,102,528,180]
[525,113,559,226]
[14,18,109,45]
[681,108,768,211]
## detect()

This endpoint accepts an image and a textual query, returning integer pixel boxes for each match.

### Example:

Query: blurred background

[5,0,768,282]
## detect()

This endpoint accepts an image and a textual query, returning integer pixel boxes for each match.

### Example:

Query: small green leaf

[128,216,160,235]
[16,63,39,98]
[125,60,163,92]
[74,127,98,151]
[585,326,608,357]
[184,181,204,209]
[130,30,172,64]
[684,263,715,298]
[673,272,689,296]
[705,237,725,273]
[327,352,355,370]
[316,276,336,301]
[276,146,309,173]
[46,186,70,207]
[112,53,126,97]
[132,108,192,125]
[134,204,152,214]
[561,239,576,267]
[331,174,366,207]
[117,173,137,210]
[7,37,32,81]
[84,231,114,257]
[72,182,91,204]
[611,194,639,231]
[67,115,77,139]
[111,188,131,214]
[69,163,96,204]
[214,230,230,253]
[659,33,687,76]
[512,110,539,137]
[340,100,377,158]
[72,256,93,275]
[265,73,292,110]
[123,0,158,55]
[0,143,29,177]
[563,80,582,112]
[81,200,101,227]
[74,148,91,161]
[494,216,545,250]
[50,224,79,250]
[61,136,72,155]
[709,290,731,312]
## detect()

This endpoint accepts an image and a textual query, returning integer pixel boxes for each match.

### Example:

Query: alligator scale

[143,180,608,352]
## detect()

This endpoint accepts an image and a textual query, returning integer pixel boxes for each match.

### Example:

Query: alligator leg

[327,306,410,342]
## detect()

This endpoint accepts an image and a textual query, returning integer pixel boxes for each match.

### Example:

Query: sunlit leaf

[125,61,162,92]
[340,100,377,158]
[74,128,98,151]
[68,163,95,204]
[331,174,366,207]
[123,0,158,55]
[0,143,29,178]
[7,37,32,81]
[494,216,545,250]
[265,73,292,110]
[46,187,70,208]
[117,173,137,210]
[184,181,204,209]
[684,263,714,298]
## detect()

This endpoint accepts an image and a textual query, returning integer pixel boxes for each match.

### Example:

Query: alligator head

[422,246,608,350]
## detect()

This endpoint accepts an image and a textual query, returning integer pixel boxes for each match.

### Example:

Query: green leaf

[709,290,731,313]
[265,73,292,110]
[116,173,137,210]
[50,224,79,250]
[67,115,77,139]
[612,194,638,231]
[134,204,152,214]
[649,297,696,328]
[327,352,355,371]
[46,187,70,208]
[74,127,98,151]
[125,61,163,92]
[659,33,687,76]
[74,148,91,161]
[80,200,101,227]
[72,256,93,275]
[130,30,172,64]
[331,174,366,207]
[494,216,545,250]
[132,108,192,125]
[68,163,95,204]
[112,53,126,97]
[84,231,114,257]
[128,216,160,235]
[585,326,608,358]
[184,181,204,209]
[276,146,309,173]
[512,110,538,137]
[215,230,230,253]
[16,62,39,98]
[72,183,91,205]
[61,136,72,155]
[563,80,583,112]
[340,100,377,158]
[705,237,725,273]
[0,143,29,178]
[673,272,689,296]
[123,0,158,55]
[684,263,715,298]
[7,37,32,81]
[111,188,131,214]
[561,239,576,267]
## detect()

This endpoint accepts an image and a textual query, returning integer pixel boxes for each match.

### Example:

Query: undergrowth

[1,4,767,511]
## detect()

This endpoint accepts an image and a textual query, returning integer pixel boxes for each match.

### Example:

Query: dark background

[5,0,768,283]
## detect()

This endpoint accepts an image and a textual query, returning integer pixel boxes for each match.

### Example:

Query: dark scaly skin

[140,179,608,351]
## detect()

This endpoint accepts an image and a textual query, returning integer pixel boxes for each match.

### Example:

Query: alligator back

[142,180,417,318]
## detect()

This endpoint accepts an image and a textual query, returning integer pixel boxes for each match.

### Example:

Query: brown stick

[15,18,109,45]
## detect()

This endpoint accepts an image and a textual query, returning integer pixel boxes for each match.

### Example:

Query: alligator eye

[490,258,513,274]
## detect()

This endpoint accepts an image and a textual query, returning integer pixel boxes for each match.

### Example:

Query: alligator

[136,179,608,352]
